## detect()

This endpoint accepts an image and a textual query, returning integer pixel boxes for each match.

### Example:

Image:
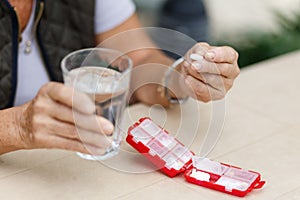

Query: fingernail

[102,122,114,135]
[205,52,215,60]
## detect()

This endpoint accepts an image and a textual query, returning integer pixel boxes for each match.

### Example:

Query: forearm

[128,48,187,107]
[96,13,189,106]
[0,106,24,155]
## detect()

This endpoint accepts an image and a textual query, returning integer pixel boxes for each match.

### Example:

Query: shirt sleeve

[94,0,136,34]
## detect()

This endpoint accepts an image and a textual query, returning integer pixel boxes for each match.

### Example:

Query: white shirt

[14,0,135,106]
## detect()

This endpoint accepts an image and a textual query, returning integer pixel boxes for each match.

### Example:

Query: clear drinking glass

[61,48,132,160]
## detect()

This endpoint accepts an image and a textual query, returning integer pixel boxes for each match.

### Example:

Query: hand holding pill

[181,43,240,102]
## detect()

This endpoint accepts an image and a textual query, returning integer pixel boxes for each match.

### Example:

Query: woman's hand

[16,82,114,155]
[182,43,240,102]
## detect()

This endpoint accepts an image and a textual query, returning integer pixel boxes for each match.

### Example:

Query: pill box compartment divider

[126,117,265,197]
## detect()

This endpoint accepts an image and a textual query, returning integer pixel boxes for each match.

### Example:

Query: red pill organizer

[126,118,266,197]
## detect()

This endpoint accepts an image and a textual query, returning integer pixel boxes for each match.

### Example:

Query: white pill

[190,54,203,61]
[190,169,210,181]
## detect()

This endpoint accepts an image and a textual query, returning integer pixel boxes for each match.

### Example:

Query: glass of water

[61,48,132,160]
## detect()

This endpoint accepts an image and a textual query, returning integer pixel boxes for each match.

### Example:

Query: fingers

[75,127,112,148]
[204,46,239,64]
[183,43,239,79]
[27,115,112,154]
[184,42,210,62]
[184,75,226,102]
[184,68,233,93]
[181,43,240,102]
[25,82,115,154]
[42,82,114,135]
[186,59,240,79]
[44,82,95,114]
[34,89,114,135]
[37,134,107,155]
[48,101,114,135]
[185,43,239,64]
[44,118,112,148]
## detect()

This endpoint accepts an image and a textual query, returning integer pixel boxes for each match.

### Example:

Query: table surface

[1,50,300,200]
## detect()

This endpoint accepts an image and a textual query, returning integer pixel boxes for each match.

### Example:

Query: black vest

[0,0,95,109]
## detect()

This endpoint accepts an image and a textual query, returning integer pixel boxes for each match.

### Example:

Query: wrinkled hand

[182,43,240,102]
[17,82,114,155]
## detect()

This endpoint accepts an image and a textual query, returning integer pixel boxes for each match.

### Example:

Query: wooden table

[1,50,300,200]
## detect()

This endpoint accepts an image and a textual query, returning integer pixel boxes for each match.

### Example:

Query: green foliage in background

[216,10,300,68]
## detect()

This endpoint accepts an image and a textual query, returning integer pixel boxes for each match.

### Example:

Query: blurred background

[133,0,300,68]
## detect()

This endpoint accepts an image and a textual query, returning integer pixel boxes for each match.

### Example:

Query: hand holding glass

[61,48,132,160]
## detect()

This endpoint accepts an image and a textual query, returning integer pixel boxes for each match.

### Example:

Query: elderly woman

[0,0,239,155]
